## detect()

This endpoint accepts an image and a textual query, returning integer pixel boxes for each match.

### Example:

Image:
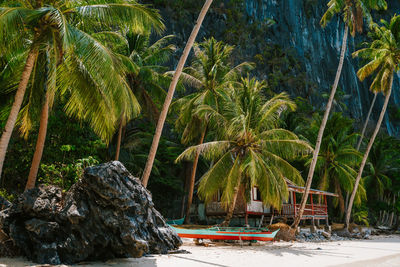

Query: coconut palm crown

[0,0,164,179]
[176,77,313,225]
[320,0,387,36]
[353,16,400,94]
[174,37,254,144]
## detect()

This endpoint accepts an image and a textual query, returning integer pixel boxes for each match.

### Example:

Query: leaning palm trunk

[0,48,39,181]
[25,93,49,190]
[141,0,213,187]
[356,92,378,150]
[292,25,349,229]
[345,78,393,230]
[221,177,242,227]
[115,117,124,161]
[346,92,377,211]
[184,127,207,224]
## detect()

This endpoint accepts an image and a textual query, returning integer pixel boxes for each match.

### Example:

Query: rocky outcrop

[151,0,400,136]
[0,161,181,265]
[243,0,400,135]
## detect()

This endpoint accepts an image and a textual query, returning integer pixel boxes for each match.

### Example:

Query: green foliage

[103,32,176,124]
[302,113,364,214]
[320,0,387,36]
[39,156,99,191]
[174,37,253,145]
[1,108,106,192]
[1,0,400,224]
[254,45,311,97]
[0,188,15,202]
[353,210,370,226]
[177,77,313,210]
[363,135,400,223]
[0,0,164,142]
[353,15,400,95]
[321,87,350,112]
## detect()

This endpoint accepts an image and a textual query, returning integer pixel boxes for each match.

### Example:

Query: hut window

[253,187,262,201]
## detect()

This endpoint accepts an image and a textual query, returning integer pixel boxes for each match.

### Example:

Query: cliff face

[149,0,400,136]
[243,0,400,136]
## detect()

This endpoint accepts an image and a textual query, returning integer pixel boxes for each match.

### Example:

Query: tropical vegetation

[177,77,312,225]
[174,37,253,223]
[0,0,399,231]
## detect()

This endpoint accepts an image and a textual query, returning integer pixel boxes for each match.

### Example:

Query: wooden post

[293,192,297,216]
[310,194,314,216]
[324,195,329,226]
[310,194,316,232]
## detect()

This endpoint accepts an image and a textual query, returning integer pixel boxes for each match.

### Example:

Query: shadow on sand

[0,257,158,267]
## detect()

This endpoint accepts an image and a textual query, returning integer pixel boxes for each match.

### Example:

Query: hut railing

[281,203,328,217]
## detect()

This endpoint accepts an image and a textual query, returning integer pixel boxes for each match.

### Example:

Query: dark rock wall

[243,0,400,135]
[147,0,400,136]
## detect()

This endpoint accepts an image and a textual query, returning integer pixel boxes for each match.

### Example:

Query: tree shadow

[0,257,158,267]
[217,243,351,258]
[168,255,229,267]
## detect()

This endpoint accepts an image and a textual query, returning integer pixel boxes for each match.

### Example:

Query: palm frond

[70,2,164,34]
[176,141,231,162]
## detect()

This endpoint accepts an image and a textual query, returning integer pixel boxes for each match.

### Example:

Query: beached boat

[166,217,185,225]
[170,226,279,241]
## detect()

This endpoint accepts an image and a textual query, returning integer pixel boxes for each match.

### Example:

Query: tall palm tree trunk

[184,127,206,224]
[221,177,242,227]
[0,48,38,181]
[25,93,49,191]
[292,25,349,229]
[115,117,124,161]
[345,77,393,230]
[356,92,378,150]
[141,0,213,187]
[345,92,377,211]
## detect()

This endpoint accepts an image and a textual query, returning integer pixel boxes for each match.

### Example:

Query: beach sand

[0,235,399,267]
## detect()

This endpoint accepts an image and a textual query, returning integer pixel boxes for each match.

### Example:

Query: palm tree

[141,0,214,188]
[174,38,253,223]
[293,0,387,229]
[357,92,378,151]
[363,136,400,226]
[0,0,163,187]
[97,32,177,161]
[305,113,364,215]
[345,15,400,230]
[177,78,313,226]
[363,136,397,203]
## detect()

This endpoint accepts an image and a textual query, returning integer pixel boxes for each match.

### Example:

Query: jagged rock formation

[151,0,400,136]
[243,0,400,135]
[0,161,182,265]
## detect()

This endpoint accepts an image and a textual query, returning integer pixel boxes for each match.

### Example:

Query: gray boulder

[0,161,181,264]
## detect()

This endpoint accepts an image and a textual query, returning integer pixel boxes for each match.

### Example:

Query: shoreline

[0,235,399,267]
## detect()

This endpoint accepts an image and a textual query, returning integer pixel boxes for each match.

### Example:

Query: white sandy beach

[0,235,399,267]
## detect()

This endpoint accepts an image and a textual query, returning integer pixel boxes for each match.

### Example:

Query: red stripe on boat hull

[177,233,275,241]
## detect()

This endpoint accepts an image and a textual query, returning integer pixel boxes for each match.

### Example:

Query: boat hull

[166,218,185,225]
[171,226,279,241]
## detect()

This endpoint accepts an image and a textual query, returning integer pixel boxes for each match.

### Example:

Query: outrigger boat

[170,226,279,241]
[166,217,185,225]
